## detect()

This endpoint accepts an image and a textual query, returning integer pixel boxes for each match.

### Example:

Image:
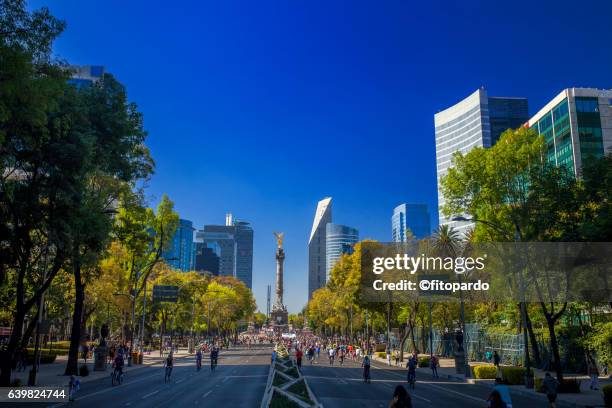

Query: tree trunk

[65,263,84,376]
[0,307,25,385]
[524,307,541,366]
[546,316,563,382]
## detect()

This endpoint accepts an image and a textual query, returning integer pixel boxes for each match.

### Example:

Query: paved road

[1,345,272,408]
[302,356,548,408]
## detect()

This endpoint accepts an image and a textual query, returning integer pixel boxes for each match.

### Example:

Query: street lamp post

[453,216,532,387]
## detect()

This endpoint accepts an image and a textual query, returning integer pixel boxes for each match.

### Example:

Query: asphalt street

[302,355,549,408]
[0,345,271,408]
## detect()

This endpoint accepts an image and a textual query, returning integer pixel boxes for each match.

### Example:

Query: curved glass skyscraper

[325,223,359,280]
[434,88,528,234]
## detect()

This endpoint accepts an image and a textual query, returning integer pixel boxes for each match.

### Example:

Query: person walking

[388,385,412,408]
[493,351,501,379]
[362,355,371,383]
[542,372,559,408]
[486,390,507,408]
[406,354,417,390]
[430,354,439,378]
[588,360,599,390]
[491,377,512,408]
[296,348,303,369]
[394,350,400,366]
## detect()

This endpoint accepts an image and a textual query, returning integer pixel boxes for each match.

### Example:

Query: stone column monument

[270,232,288,327]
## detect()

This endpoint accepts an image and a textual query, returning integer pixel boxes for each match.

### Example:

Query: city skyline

[34,0,612,313]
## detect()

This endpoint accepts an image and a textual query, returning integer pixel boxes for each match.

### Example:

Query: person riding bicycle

[164,352,174,382]
[113,351,124,377]
[195,348,202,370]
[362,355,371,383]
[210,347,219,370]
[406,354,417,389]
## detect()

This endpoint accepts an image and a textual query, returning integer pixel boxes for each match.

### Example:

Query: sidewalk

[11,349,194,388]
[370,354,610,408]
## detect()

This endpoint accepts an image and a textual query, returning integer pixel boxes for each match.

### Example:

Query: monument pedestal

[271,308,288,327]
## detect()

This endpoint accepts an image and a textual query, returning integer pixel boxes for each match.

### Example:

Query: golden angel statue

[273,232,284,248]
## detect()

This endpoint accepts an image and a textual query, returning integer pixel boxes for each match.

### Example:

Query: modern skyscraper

[434,88,528,234]
[392,203,431,241]
[194,242,220,276]
[195,214,254,288]
[528,88,612,177]
[164,219,195,272]
[325,224,359,279]
[308,197,332,299]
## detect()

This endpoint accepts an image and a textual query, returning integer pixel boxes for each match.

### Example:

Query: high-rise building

[68,65,105,87]
[195,214,254,288]
[434,88,528,234]
[194,242,220,276]
[325,224,358,279]
[164,219,195,272]
[528,88,612,177]
[392,203,431,241]
[308,197,332,299]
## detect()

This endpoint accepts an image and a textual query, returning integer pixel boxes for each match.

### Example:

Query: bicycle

[111,368,123,386]
[164,366,173,383]
[407,371,416,390]
[210,358,217,372]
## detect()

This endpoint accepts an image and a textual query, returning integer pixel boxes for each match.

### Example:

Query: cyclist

[112,351,124,385]
[164,352,174,383]
[362,354,371,383]
[210,347,219,372]
[406,354,417,390]
[195,348,202,371]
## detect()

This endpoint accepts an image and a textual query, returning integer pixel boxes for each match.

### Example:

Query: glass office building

[325,223,359,280]
[392,203,431,241]
[308,197,332,299]
[195,214,254,288]
[528,88,612,177]
[434,88,528,234]
[164,219,195,272]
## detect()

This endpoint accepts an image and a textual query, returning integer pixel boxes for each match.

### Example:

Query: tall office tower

[325,224,359,279]
[233,220,254,289]
[434,88,528,234]
[392,203,431,241]
[163,219,195,271]
[308,197,332,299]
[193,242,220,276]
[528,88,612,177]
[68,65,105,87]
[196,215,254,288]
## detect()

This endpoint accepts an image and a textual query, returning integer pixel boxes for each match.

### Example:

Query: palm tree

[432,224,472,376]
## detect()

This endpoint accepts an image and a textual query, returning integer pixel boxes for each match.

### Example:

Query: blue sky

[33,0,612,313]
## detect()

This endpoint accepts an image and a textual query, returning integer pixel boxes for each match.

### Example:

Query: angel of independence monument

[270,232,288,329]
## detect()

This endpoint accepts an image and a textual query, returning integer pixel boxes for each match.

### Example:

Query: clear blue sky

[33,0,612,313]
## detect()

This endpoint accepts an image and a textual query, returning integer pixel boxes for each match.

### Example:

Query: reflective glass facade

[392,203,431,241]
[164,219,195,272]
[434,88,528,233]
[325,223,359,279]
[308,198,332,299]
[529,89,612,178]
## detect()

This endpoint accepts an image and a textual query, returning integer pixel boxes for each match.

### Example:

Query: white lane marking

[142,390,160,399]
[202,390,213,398]
[176,377,185,384]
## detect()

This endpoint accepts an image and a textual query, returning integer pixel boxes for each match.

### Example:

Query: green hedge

[270,391,301,408]
[375,352,386,359]
[286,379,313,404]
[418,357,431,368]
[272,373,288,387]
[602,384,612,407]
[25,353,56,365]
[473,365,497,379]
[501,367,528,385]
